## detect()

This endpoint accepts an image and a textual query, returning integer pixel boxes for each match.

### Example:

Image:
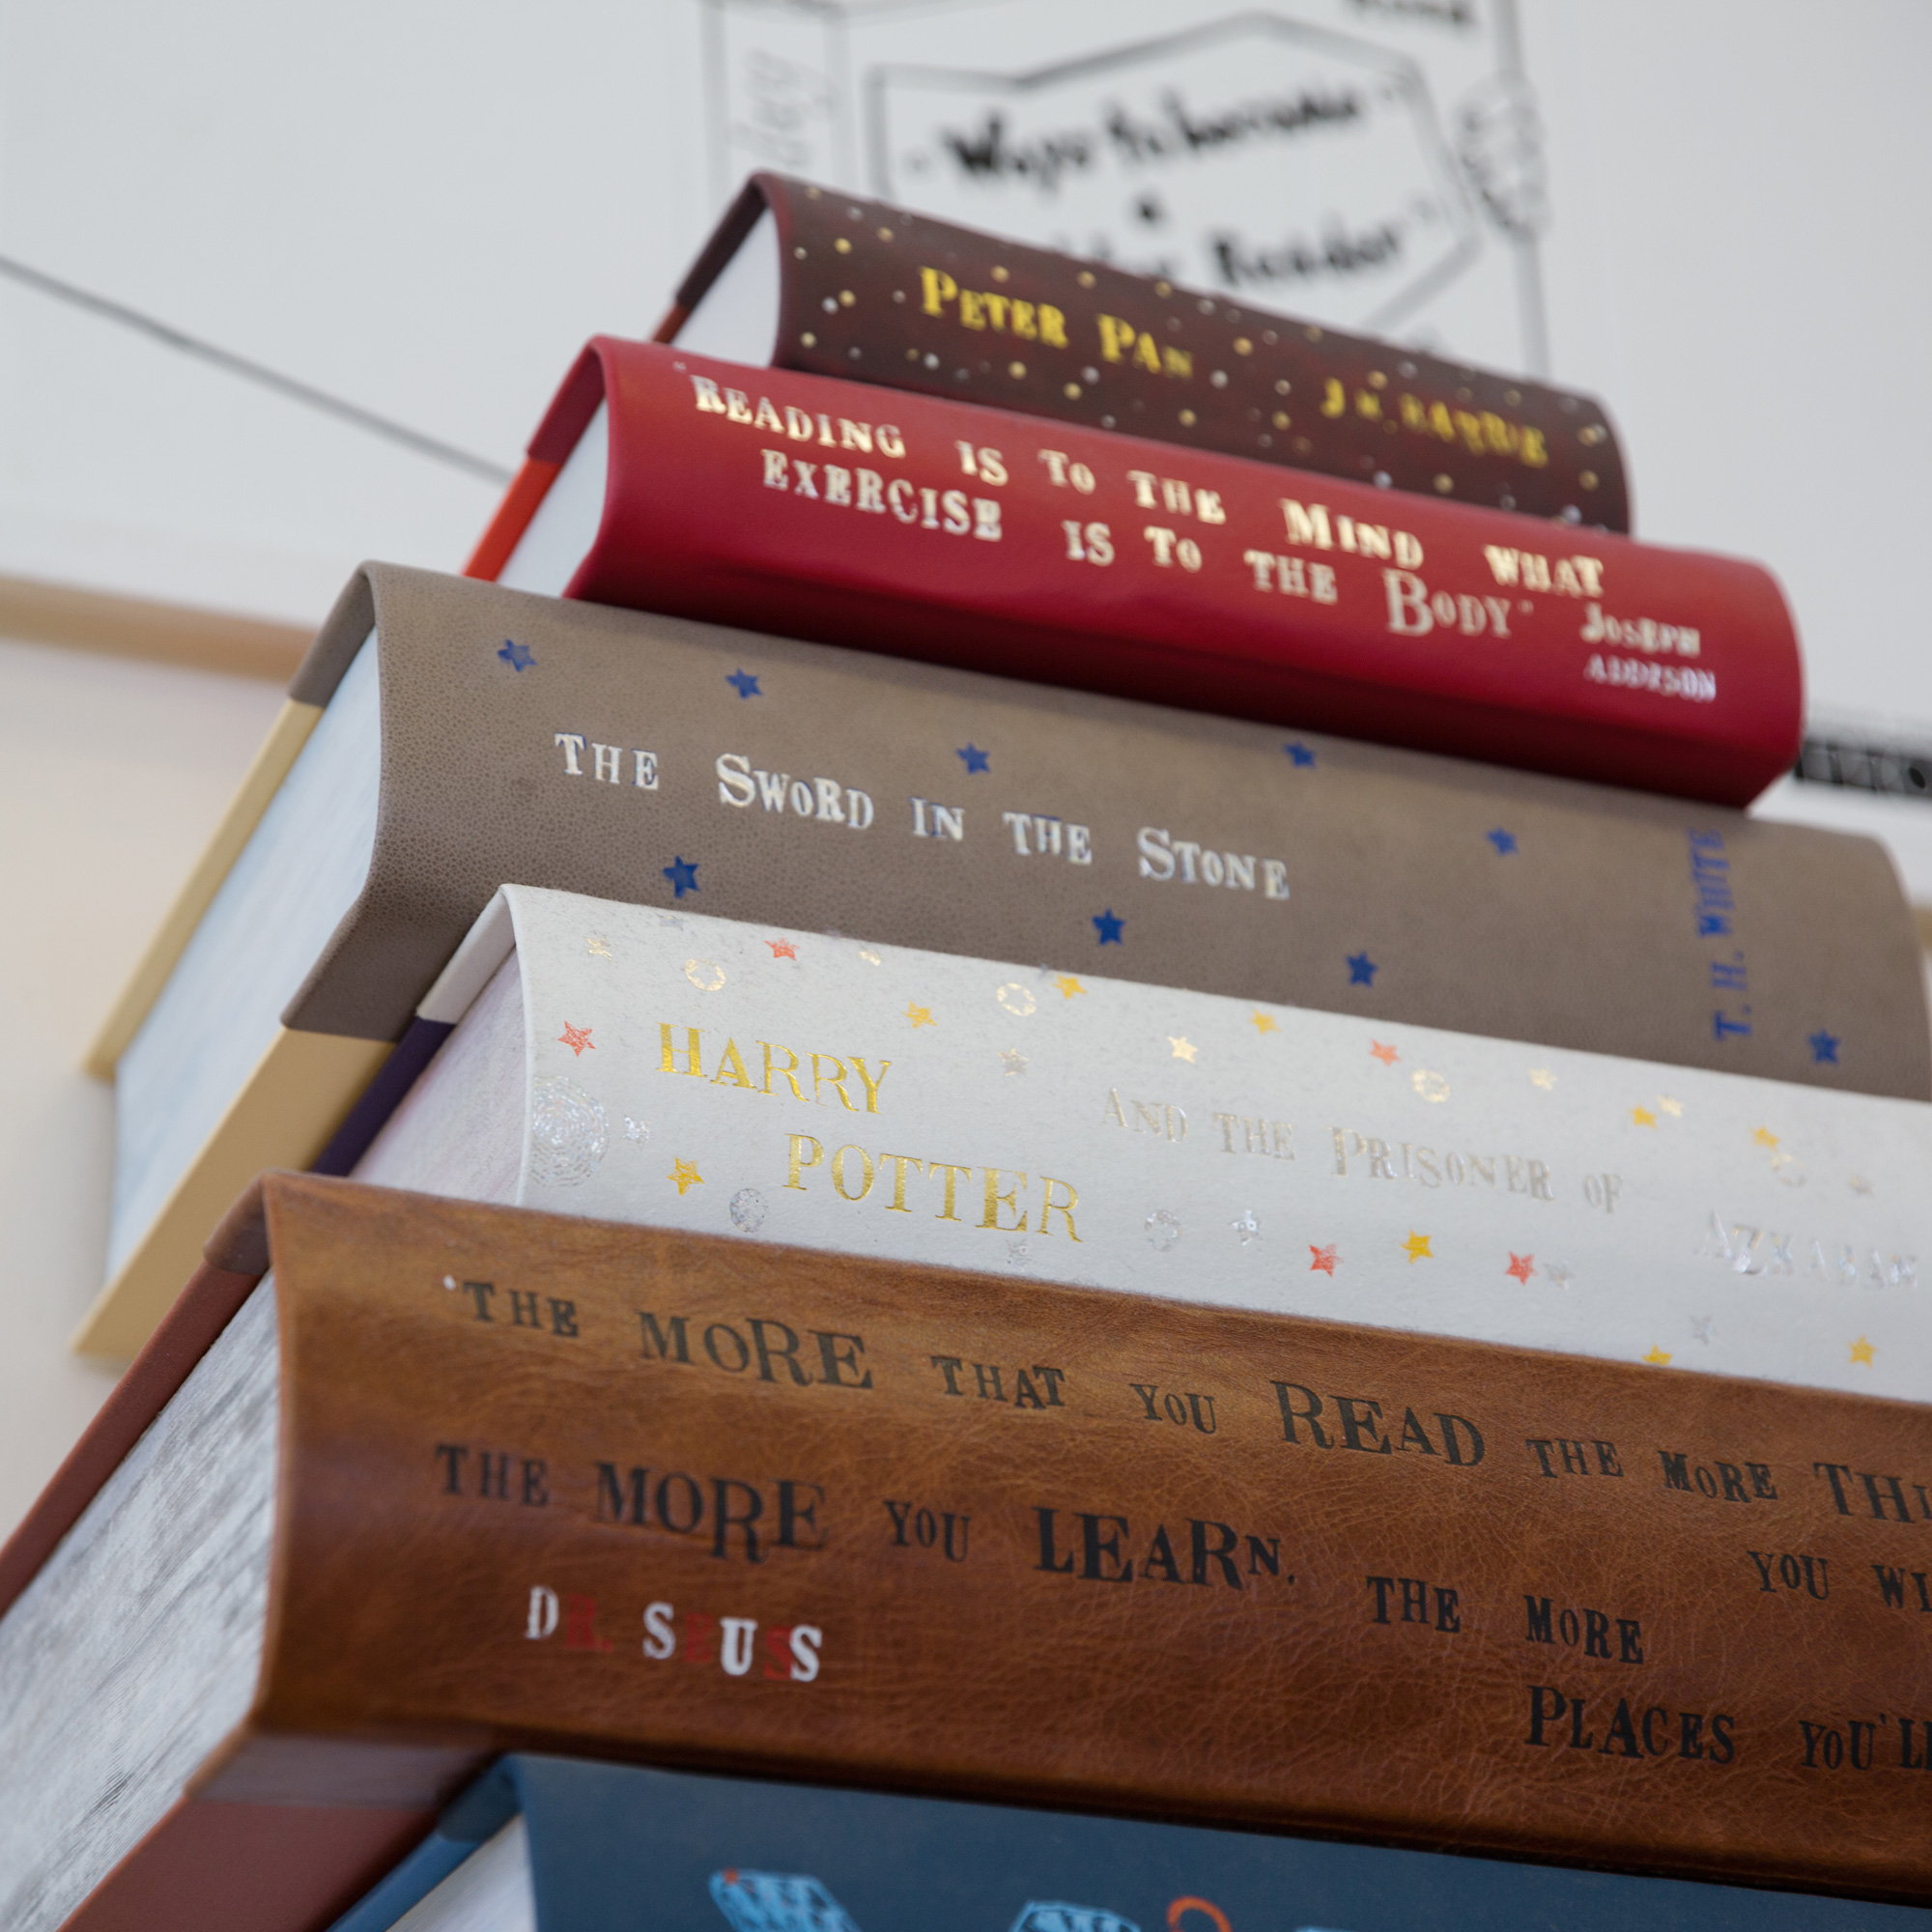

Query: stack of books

[6,174,1930,1931]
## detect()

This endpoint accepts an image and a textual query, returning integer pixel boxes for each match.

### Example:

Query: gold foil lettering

[930,1161,975,1222]
[710,1039,753,1090]
[846,1057,891,1113]
[1280,500,1333,549]
[1098,314,1136,362]
[811,1053,856,1111]
[786,1134,824,1189]
[980,1167,1030,1232]
[761,1041,807,1102]
[880,1152,925,1209]
[661,1025,704,1076]
[832,1145,876,1201]
[1039,1177,1081,1239]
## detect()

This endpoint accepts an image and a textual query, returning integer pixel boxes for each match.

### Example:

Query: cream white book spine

[370,885,1927,1399]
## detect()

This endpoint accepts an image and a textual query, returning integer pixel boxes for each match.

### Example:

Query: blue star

[662,857,699,898]
[1283,741,1316,767]
[497,639,534,671]
[1093,908,1124,945]
[1347,952,1378,986]
[1487,828,1518,856]
[1808,1029,1840,1065]
[957,743,991,774]
[725,669,761,698]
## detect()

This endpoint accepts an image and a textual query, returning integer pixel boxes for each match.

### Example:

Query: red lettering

[563,1592,612,1653]
[763,1624,796,1680]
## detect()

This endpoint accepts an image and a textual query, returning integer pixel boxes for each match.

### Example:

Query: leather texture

[684,174,1631,531]
[562,337,1793,803]
[254,1173,1932,1902]
[281,565,1925,1098]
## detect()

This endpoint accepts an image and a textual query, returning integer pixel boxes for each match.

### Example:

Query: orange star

[1505,1252,1535,1284]
[1309,1244,1338,1275]
[558,1022,594,1056]
[1370,1040,1400,1066]
[766,938,797,960]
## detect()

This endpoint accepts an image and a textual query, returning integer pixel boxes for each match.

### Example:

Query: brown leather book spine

[252,1176,1932,1901]
[684,174,1628,530]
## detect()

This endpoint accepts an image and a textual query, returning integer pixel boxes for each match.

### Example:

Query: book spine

[564,339,1796,805]
[284,563,1920,1098]
[257,1175,1932,1903]
[412,882,1932,1401]
[695,174,1631,531]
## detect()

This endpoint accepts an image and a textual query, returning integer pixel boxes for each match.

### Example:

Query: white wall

[0,636,282,1534]
[1532,0,1932,727]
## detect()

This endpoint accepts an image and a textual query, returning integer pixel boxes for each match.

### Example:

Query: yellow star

[1053,974,1087,999]
[1631,1106,1657,1128]
[586,934,612,958]
[668,1158,703,1195]
[1658,1096,1683,1117]
[1402,1231,1433,1264]
[1250,1010,1279,1035]
[1641,1345,1672,1365]
[1168,1035,1198,1062]
[905,1002,936,1028]
[1752,1126,1779,1150]
[1528,1067,1556,1090]
[1850,1335,1876,1366]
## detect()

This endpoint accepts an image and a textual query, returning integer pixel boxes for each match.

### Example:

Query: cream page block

[492,887,1926,1401]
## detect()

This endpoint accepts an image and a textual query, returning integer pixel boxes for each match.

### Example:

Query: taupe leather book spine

[293,564,1926,1096]
[668,173,1630,529]
[237,1174,1932,1901]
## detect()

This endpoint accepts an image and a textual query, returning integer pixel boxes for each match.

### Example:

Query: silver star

[624,1116,651,1144]
[1690,1315,1714,1344]
[1007,1236,1032,1264]
[1544,1260,1576,1289]
[1232,1208,1260,1248]
[1000,1047,1028,1075]
[1849,1174,1874,1196]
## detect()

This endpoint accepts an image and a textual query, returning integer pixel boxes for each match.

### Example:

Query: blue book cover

[333,1754,1931,1932]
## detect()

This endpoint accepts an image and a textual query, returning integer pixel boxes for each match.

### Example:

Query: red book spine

[551,338,1800,805]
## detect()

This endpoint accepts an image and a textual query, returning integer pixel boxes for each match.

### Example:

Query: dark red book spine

[540,338,1798,805]
[668,175,1632,531]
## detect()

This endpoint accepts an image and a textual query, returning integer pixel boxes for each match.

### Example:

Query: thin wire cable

[0,250,515,484]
